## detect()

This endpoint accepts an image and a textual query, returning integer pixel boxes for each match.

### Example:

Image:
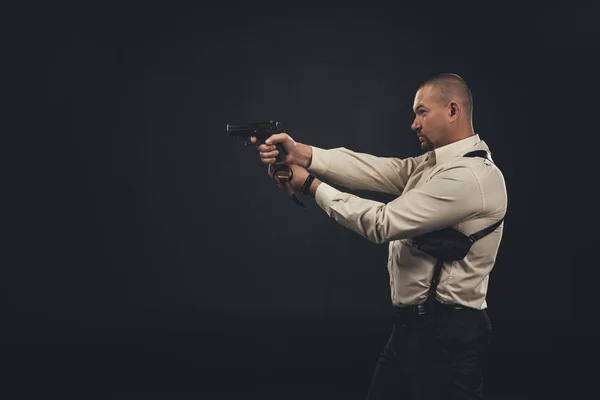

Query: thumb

[265,132,289,145]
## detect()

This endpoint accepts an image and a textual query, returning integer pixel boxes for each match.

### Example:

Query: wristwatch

[301,174,316,197]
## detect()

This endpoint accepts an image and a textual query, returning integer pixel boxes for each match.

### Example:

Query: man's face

[411,85,448,152]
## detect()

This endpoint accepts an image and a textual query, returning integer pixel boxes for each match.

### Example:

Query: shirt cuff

[314,182,342,216]
[307,146,330,175]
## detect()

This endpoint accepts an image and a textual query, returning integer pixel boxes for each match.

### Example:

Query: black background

[3,2,598,399]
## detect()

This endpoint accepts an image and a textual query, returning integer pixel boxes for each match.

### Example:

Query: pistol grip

[274,143,287,164]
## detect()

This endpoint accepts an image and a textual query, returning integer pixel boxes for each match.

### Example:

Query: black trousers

[365,303,493,400]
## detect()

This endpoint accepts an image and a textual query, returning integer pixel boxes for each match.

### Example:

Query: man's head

[411,73,474,152]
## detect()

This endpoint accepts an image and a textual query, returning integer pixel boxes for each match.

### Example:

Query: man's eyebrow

[414,105,426,112]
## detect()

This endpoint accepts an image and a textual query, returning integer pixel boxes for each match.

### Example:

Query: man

[251,73,507,399]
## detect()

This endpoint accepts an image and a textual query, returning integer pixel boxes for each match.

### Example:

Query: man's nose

[411,119,420,132]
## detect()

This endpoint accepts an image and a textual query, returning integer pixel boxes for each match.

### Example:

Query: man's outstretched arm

[253,133,421,195]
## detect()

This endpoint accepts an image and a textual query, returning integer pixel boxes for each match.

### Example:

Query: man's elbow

[362,213,396,244]
[367,228,408,244]
[367,214,417,244]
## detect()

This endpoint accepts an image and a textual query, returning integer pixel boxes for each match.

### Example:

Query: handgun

[227,120,305,209]
[226,120,287,164]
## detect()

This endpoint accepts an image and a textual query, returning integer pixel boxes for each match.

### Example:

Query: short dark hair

[419,73,473,118]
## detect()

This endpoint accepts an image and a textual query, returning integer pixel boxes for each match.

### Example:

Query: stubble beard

[420,138,433,152]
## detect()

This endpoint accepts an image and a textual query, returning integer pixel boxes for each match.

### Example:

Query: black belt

[394,301,470,317]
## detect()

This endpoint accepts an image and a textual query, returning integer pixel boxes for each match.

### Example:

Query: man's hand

[250,132,321,197]
[250,133,312,168]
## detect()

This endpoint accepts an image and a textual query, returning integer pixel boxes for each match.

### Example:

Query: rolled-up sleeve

[314,165,484,243]
[308,146,421,195]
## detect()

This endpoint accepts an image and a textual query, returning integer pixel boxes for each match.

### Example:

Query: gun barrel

[226,121,279,134]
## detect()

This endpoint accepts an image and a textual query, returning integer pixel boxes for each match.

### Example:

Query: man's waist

[394,300,477,317]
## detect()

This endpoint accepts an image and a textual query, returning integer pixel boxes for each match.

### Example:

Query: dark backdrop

[4,2,598,399]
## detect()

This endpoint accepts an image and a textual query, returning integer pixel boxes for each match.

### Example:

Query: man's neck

[448,125,476,145]
[436,133,473,149]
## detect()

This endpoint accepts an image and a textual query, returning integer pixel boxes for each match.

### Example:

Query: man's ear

[449,101,460,119]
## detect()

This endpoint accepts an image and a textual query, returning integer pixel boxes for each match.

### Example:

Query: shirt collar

[425,134,481,165]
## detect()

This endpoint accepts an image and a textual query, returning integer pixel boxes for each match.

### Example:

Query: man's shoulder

[438,142,505,184]
[448,152,504,179]
[447,140,498,166]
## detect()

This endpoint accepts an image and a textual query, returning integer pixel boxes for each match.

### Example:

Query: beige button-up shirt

[308,134,507,310]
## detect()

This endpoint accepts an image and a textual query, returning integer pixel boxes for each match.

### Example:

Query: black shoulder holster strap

[411,150,505,305]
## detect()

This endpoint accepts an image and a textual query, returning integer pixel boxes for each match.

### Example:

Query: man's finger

[261,157,276,164]
[260,149,279,158]
[257,144,276,152]
[265,132,288,145]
